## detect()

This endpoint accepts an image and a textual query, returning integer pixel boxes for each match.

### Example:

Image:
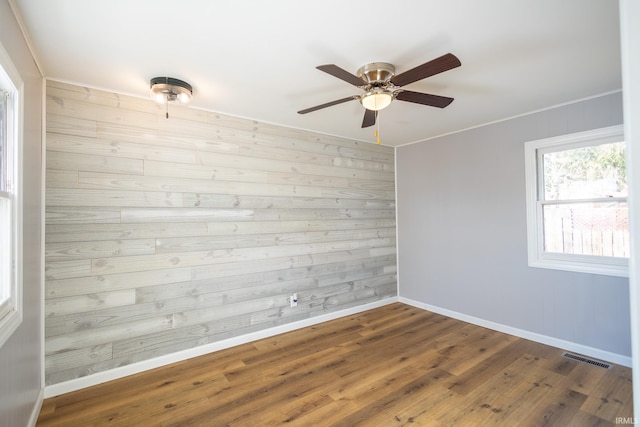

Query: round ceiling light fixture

[150,77,193,118]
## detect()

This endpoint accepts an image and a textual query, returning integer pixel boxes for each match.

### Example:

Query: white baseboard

[44,297,399,398]
[399,296,632,368]
[27,387,44,427]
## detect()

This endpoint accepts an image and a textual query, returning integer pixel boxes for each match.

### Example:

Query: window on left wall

[0,42,23,349]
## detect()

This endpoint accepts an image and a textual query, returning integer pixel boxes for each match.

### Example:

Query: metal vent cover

[562,352,611,369]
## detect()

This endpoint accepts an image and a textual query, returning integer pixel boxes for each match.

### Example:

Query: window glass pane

[0,91,6,192]
[0,196,10,305]
[0,90,8,306]
[543,202,629,257]
[543,142,627,200]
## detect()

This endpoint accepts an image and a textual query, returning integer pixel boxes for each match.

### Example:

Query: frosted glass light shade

[360,90,393,111]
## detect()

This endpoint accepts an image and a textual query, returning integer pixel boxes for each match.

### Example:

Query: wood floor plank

[564,360,609,395]
[436,327,518,376]
[36,303,633,426]
[520,386,588,427]
[580,364,634,421]
[478,357,567,425]
[258,391,335,425]
[289,397,359,426]
[369,383,455,427]
[186,359,342,425]
[332,369,453,427]
[568,409,615,427]
[435,355,540,425]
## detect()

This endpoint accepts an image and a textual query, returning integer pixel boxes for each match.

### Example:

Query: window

[525,125,628,277]
[0,42,23,349]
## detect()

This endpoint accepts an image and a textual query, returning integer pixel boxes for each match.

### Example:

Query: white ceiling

[12,0,621,147]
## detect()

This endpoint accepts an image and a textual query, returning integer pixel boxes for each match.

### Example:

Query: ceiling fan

[297,53,461,128]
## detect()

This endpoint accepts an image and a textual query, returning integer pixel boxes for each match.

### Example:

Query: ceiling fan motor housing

[357,62,396,84]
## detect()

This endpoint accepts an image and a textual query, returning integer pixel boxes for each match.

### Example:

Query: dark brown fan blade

[316,64,366,86]
[297,96,358,114]
[361,109,377,128]
[390,53,461,87]
[396,90,454,108]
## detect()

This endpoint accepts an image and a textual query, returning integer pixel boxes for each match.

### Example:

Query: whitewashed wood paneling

[44,81,397,386]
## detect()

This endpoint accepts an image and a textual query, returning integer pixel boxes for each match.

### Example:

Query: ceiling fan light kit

[298,53,461,131]
[360,88,394,111]
[150,77,193,118]
[357,62,396,111]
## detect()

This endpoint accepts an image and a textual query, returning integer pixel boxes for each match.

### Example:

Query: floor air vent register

[562,352,612,369]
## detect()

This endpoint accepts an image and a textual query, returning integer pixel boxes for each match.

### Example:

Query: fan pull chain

[375,112,381,144]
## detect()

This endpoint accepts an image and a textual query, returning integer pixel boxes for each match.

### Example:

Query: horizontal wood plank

[45,239,156,261]
[46,169,78,188]
[47,113,97,138]
[47,132,198,164]
[45,267,192,298]
[45,290,136,317]
[46,207,121,225]
[47,150,144,175]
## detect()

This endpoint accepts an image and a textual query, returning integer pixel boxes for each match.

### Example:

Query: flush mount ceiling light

[149,77,193,118]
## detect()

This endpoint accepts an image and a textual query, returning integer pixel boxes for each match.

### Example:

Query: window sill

[528,255,629,277]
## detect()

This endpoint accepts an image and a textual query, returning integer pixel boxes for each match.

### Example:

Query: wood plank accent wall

[43,81,397,386]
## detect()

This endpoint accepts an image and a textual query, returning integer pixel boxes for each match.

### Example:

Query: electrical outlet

[290,293,298,307]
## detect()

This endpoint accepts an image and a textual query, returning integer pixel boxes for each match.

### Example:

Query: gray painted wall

[0,1,44,426]
[397,92,631,358]
[44,81,397,386]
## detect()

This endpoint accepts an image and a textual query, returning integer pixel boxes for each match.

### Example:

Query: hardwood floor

[36,303,633,426]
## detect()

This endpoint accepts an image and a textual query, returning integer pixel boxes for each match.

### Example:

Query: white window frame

[524,125,628,277]
[0,41,23,349]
